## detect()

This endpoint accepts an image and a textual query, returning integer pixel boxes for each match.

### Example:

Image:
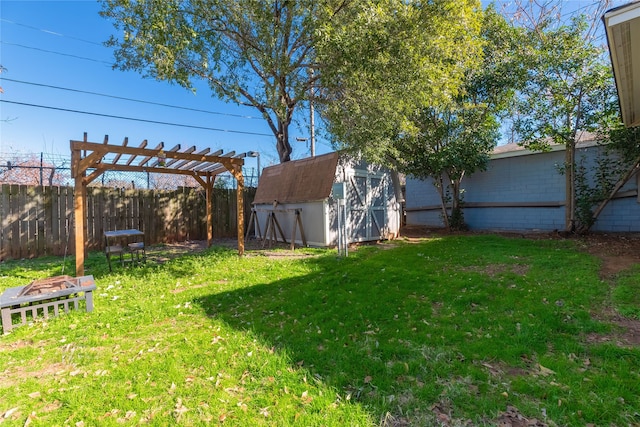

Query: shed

[250,152,402,247]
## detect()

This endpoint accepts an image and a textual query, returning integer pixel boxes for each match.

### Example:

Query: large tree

[315,0,485,168]
[316,2,521,230]
[511,7,619,232]
[100,0,338,163]
[100,0,492,167]
[398,6,521,230]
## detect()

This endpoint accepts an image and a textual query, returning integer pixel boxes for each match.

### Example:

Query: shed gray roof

[253,152,339,204]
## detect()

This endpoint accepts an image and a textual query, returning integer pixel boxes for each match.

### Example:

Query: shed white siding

[251,153,401,247]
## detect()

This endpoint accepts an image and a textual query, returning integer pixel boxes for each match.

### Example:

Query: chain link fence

[0,152,259,189]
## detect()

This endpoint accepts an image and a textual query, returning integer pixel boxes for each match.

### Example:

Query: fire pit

[1,275,96,333]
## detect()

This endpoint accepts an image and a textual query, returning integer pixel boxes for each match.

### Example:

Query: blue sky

[1,0,321,169]
[0,0,624,169]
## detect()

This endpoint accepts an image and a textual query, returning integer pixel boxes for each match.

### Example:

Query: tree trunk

[434,175,450,230]
[565,141,576,232]
[275,118,293,163]
[449,177,466,231]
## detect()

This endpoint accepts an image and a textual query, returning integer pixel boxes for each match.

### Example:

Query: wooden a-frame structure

[71,133,246,276]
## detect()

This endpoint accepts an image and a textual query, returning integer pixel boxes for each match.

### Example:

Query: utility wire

[0,100,273,137]
[0,18,104,46]
[0,41,113,65]
[1,78,264,120]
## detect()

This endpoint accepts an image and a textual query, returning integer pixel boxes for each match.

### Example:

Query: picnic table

[104,229,146,270]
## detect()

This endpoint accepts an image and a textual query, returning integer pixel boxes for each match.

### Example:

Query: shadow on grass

[194,249,431,421]
[193,237,579,423]
[191,235,630,424]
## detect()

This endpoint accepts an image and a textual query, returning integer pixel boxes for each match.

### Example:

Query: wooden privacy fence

[0,184,256,261]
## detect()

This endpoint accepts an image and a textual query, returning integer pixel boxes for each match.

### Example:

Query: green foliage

[514,15,617,149]
[574,146,627,231]
[402,106,498,182]
[396,6,519,230]
[573,158,598,230]
[448,201,468,231]
[573,126,640,233]
[315,0,485,166]
[317,4,526,231]
[100,0,336,162]
[1,236,639,425]
[606,124,640,163]
[511,12,620,231]
[213,175,230,189]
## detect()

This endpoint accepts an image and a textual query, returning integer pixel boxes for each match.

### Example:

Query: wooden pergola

[71,133,246,276]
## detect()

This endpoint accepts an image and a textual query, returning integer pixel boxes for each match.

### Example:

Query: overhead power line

[0,18,103,46]
[1,78,264,120]
[0,100,273,137]
[0,41,113,66]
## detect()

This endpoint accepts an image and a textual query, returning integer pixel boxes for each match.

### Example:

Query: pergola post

[72,154,87,277]
[206,175,214,247]
[236,171,244,256]
[234,165,245,256]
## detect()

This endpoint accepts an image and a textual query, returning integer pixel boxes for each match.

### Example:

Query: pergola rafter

[71,133,246,276]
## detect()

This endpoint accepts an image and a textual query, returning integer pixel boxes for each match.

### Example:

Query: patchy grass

[612,265,640,319]
[0,235,639,426]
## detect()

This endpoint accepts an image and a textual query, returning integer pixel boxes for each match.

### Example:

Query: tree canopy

[315,2,523,230]
[398,6,521,229]
[101,0,492,165]
[100,0,335,163]
[315,0,485,168]
[511,10,619,231]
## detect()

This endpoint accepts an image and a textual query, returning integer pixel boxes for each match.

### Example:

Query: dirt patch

[573,234,640,278]
[0,339,34,352]
[0,361,74,388]
[611,316,640,345]
[479,360,531,378]
[169,283,210,294]
[494,406,547,427]
[147,240,210,263]
[424,402,546,427]
[587,313,640,347]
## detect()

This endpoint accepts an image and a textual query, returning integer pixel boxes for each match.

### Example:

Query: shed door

[347,173,386,242]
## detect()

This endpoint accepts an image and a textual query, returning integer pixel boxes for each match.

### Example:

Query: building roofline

[490,132,601,160]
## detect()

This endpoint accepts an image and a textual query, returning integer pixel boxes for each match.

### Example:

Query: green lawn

[1,235,639,426]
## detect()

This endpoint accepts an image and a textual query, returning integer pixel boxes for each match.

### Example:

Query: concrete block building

[406,138,640,232]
